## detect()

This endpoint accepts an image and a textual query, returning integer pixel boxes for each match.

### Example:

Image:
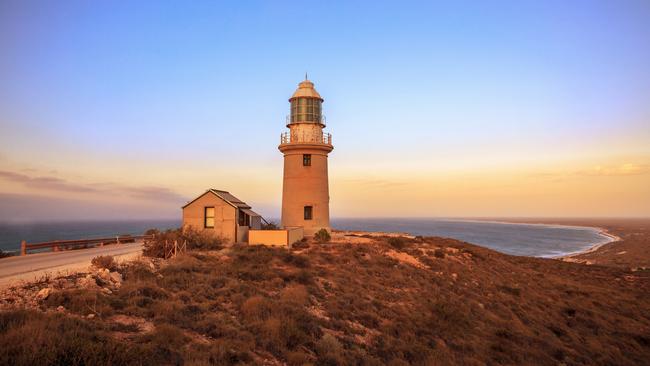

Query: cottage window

[303,154,311,166]
[204,207,215,228]
[304,206,313,220]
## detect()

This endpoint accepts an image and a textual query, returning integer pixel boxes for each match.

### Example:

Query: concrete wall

[182,192,237,243]
[249,227,304,247]
[280,146,331,236]
[249,230,290,247]
[287,226,304,246]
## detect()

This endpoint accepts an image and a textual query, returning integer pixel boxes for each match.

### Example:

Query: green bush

[314,229,331,243]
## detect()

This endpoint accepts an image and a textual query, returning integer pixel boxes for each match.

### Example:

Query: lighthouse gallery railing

[280,132,332,145]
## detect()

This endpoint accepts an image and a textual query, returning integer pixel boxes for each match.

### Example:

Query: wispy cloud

[575,163,650,177]
[0,170,186,202]
[532,163,650,181]
[0,171,99,193]
[341,178,410,189]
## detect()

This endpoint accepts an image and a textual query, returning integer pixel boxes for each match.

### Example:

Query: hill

[1,233,649,365]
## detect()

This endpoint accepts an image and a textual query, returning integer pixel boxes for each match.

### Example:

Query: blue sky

[1,0,649,220]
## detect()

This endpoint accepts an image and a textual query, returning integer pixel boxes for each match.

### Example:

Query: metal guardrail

[280,132,332,145]
[20,234,154,256]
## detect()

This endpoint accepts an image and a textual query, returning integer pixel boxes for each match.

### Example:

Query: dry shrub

[0,250,13,258]
[433,248,445,258]
[315,334,345,365]
[241,295,273,322]
[286,350,313,366]
[282,252,311,268]
[314,228,331,243]
[143,227,223,258]
[44,289,113,317]
[91,255,116,271]
[280,285,309,306]
[388,237,406,250]
[147,323,189,349]
[121,260,156,282]
[0,310,162,365]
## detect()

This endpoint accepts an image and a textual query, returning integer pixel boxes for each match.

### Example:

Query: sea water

[0,218,612,258]
[331,218,612,257]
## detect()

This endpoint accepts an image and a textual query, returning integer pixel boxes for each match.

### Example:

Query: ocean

[331,218,612,257]
[0,218,612,258]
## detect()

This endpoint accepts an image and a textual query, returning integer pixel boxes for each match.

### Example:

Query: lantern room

[288,79,325,126]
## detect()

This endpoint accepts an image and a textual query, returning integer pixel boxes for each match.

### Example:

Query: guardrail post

[21,240,26,256]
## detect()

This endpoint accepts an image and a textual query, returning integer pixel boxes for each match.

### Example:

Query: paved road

[0,242,143,288]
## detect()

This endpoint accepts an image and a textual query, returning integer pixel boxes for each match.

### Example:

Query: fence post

[116,236,120,245]
[21,240,26,256]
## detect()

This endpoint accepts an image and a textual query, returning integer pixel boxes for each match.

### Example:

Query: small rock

[101,288,112,295]
[87,313,95,319]
[98,269,111,282]
[56,305,65,312]
[36,287,52,300]
[79,276,99,290]
[451,273,458,281]
[109,272,122,284]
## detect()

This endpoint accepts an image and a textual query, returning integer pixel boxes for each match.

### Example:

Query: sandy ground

[0,242,144,289]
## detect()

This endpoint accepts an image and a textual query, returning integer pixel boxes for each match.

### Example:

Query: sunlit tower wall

[279,78,333,236]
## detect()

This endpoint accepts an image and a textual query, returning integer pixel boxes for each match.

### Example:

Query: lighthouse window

[303,154,311,166]
[204,207,215,228]
[304,206,313,220]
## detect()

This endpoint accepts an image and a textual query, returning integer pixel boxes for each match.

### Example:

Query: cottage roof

[182,189,256,212]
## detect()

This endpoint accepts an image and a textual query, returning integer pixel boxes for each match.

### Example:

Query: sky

[1,0,649,221]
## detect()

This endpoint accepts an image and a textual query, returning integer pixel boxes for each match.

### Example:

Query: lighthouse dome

[289,79,323,101]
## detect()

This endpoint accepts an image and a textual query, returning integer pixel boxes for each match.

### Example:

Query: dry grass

[2,234,650,365]
[91,255,117,271]
[143,227,223,258]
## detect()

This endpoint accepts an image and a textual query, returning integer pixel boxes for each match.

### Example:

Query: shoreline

[555,227,621,260]
[476,218,622,259]
[337,218,620,259]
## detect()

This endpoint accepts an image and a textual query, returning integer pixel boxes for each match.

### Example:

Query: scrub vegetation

[143,227,223,258]
[1,235,649,365]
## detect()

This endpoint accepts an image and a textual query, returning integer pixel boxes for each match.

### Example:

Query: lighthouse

[279,78,333,236]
